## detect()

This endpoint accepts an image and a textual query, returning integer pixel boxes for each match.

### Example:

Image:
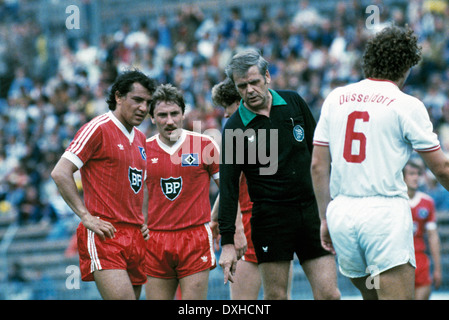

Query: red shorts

[415,251,432,287]
[145,224,216,279]
[77,222,147,285]
[241,212,257,263]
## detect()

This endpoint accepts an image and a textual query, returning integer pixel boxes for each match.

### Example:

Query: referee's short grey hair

[225,48,269,83]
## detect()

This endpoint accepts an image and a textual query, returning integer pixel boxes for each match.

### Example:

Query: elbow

[51,167,64,185]
[50,169,59,185]
[310,158,326,177]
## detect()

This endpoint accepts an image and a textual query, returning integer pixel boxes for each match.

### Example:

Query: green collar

[238,89,287,126]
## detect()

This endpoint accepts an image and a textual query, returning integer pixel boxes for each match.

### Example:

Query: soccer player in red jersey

[143,84,220,300]
[403,160,442,300]
[51,70,157,299]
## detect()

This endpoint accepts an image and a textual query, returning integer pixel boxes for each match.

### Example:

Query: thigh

[302,254,340,300]
[230,260,261,300]
[145,276,179,300]
[378,263,415,300]
[179,269,210,300]
[93,269,138,300]
[259,261,291,300]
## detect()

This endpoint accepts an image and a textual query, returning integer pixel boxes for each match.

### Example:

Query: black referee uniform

[218,89,329,264]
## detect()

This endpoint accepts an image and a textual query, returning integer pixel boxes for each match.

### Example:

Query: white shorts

[326,195,416,278]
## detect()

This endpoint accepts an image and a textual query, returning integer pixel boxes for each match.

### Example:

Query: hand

[234,228,247,260]
[320,219,335,255]
[219,244,237,284]
[209,220,221,252]
[141,224,150,241]
[81,213,117,241]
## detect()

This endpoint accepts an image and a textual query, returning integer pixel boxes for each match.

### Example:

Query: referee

[218,49,340,300]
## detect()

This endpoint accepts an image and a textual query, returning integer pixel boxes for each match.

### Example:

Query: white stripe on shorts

[204,223,216,266]
[87,229,102,272]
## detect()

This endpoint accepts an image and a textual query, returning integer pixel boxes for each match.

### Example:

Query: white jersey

[313,78,440,199]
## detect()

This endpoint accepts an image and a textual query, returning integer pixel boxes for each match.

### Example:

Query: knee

[264,288,288,300]
[314,288,341,300]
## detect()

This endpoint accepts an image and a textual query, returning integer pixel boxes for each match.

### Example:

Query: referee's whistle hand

[219,244,237,284]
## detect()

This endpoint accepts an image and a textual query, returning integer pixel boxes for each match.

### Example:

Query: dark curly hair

[211,78,241,108]
[362,26,422,82]
[106,69,157,110]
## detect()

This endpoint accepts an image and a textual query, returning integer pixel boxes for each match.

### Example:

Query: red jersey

[63,112,147,225]
[409,191,437,253]
[146,129,220,230]
[239,174,253,214]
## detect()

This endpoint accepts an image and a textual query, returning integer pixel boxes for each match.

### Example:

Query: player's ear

[115,91,122,105]
[150,116,155,124]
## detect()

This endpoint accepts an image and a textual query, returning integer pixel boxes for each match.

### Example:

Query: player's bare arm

[419,148,449,191]
[141,183,150,241]
[310,145,335,254]
[51,157,116,240]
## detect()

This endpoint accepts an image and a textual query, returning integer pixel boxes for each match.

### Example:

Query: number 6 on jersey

[343,111,370,163]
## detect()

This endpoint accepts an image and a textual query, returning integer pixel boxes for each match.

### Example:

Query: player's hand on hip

[219,244,237,284]
[81,213,117,241]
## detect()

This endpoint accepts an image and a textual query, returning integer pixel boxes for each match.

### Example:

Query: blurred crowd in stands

[1,0,449,228]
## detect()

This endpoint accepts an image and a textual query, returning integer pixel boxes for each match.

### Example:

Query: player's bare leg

[178,269,210,300]
[377,263,415,300]
[230,260,261,300]
[93,269,141,300]
[145,277,178,299]
[350,276,379,300]
[415,285,431,300]
[302,255,341,300]
[259,261,290,300]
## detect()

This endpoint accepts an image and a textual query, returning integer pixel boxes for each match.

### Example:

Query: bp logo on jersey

[293,124,304,142]
[160,177,182,201]
[129,167,143,194]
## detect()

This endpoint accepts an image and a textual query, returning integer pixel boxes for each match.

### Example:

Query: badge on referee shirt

[293,124,304,142]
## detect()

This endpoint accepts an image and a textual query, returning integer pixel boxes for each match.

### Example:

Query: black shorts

[250,199,330,264]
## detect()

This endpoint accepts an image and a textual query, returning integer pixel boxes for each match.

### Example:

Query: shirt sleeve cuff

[220,233,234,246]
[62,151,84,169]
